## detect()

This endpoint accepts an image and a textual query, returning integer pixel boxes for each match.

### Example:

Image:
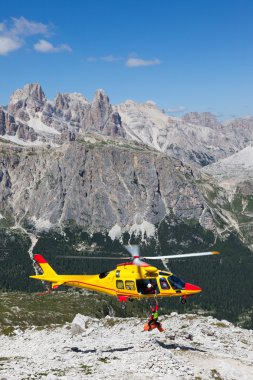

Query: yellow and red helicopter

[30,246,220,305]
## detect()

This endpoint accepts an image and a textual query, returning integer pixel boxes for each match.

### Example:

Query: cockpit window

[160,277,170,290]
[168,275,185,290]
[99,271,110,279]
[159,271,170,276]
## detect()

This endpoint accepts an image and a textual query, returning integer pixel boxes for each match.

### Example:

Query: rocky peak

[8,83,46,122]
[9,83,45,106]
[88,90,125,137]
[91,89,112,118]
[54,92,88,111]
[182,112,222,129]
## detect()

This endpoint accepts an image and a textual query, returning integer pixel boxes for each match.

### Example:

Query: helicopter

[30,246,220,305]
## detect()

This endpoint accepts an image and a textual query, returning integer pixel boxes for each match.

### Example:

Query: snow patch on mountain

[31,216,53,231]
[0,134,46,146]
[129,219,156,241]
[27,112,61,135]
[108,223,122,240]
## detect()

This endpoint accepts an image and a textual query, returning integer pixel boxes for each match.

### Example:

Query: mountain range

[1,83,253,167]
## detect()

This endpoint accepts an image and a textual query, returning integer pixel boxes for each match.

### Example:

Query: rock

[8,83,46,121]
[71,313,91,335]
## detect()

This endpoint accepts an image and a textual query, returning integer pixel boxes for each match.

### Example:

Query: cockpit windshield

[168,275,185,290]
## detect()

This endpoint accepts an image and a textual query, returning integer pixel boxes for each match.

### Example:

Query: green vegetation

[210,369,224,380]
[0,291,151,334]
[0,228,37,291]
[80,364,93,375]
[77,137,153,153]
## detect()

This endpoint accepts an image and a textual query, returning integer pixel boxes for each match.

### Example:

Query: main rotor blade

[124,245,140,257]
[143,251,220,260]
[56,256,130,260]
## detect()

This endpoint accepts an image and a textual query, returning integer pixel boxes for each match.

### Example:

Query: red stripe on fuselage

[64,280,134,296]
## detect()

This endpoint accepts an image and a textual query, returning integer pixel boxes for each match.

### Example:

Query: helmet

[147,283,152,288]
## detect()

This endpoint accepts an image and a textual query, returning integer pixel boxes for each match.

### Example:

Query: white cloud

[101,54,122,62]
[11,16,51,37]
[0,17,71,55]
[126,57,161,68]
[167,106,187,114]
[34,39,72,53]
[0,23,5,32]
[0,36,22,55]
[86,54,122,62]
[87,56,98,62]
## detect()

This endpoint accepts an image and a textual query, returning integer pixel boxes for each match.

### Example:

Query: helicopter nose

[185,283,202,292]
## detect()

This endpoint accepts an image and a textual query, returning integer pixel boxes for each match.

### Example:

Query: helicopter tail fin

[32,254,57,277]
[30,255,66,290]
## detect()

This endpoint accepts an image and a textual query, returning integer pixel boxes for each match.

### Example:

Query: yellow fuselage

[31,261,201,301]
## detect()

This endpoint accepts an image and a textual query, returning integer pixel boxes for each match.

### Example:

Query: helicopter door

[136,279,159,294]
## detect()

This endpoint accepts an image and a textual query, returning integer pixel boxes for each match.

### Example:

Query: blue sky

[1,0,253,119]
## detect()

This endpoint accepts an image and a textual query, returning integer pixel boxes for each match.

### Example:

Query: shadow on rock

[70,347,97,354]
[104,346,134,353]
[155,340,206,352]
[69,346,134,354]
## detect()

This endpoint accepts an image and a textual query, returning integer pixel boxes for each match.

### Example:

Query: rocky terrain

[0,312,252,380]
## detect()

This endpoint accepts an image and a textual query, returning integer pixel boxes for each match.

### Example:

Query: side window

[116,270,120,278]
[160,277,170,290]
[125,280,136,290]
[116,280,124,289]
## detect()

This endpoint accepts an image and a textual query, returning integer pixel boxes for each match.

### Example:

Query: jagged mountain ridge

[1,83,253,168]
[1,84,125,146]
[115,102,253,167]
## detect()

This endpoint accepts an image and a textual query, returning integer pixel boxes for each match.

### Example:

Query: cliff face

[200,145,253,251]
[0,137,213,234]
